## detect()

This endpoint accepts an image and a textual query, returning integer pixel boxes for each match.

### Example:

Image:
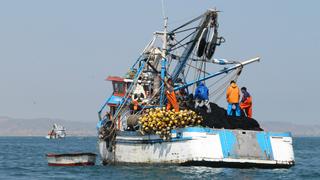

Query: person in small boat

[240,87,253,118]
[226,80,241,116]
[194,82,211,113]
[165,78,180,112]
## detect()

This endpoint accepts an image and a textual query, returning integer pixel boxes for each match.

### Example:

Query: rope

[213,73,238,102]
[170,14,204,33]
[174,26,198,34]
[208,67,242,102]
[185,62,210,75]
[196,57,205,83]
[203,60,207,82]
[192,60,198,93]
[185,60,192,77]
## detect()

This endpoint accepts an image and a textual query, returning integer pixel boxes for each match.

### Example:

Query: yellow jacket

[226,82,240,103]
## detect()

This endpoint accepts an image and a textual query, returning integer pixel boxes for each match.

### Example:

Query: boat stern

[268,132,295,166]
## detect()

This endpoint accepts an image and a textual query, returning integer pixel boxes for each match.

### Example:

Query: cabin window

[113,82,125,94]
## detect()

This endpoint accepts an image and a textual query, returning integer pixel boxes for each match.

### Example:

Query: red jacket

[240,96,252,108]
[240,96,253,118]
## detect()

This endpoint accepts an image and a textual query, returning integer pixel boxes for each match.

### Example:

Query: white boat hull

[45,135,65,139]
[98,127,294,168]
[46,153,96,166]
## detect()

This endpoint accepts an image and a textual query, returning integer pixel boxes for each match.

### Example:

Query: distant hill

[260,121,320,137]
[0,116,96,136]
[0,116,319,137]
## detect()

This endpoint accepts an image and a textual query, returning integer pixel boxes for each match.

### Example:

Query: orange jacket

[226,82,240,103]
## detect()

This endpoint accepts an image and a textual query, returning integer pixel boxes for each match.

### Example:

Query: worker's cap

[197,81,204,86]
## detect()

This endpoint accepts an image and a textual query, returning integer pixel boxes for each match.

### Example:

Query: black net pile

[185,101,263,131]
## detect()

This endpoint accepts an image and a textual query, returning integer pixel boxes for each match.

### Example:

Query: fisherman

[131,77,146,113]
[165,78,179,112]
[226,80,241,116]
[132,77,146,102]
[96,112,111,131]
[194,82,211,113]
[175,78,188,105]
[240,87,253,118]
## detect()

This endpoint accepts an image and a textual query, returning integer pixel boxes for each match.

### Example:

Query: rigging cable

[170,14,204,33]
[208,67,242,102]
[104,57,153,149]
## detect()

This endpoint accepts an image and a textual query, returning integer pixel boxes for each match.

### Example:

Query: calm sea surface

[0,136,319,180]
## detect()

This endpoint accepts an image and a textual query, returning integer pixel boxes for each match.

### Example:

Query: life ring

[196,28,208,57]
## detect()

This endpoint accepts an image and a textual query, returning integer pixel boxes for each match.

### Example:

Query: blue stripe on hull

[256,132,273,160]
[218,130,236,158]
[268,132,292,137]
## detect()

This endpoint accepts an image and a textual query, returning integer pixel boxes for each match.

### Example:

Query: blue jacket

[195,83,209,100]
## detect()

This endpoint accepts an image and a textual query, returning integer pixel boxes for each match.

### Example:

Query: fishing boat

[46,123,66,139]
[46,153,96,166]
[97,10,295,168]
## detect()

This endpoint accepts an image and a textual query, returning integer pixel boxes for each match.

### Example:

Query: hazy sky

[0,1,319,125]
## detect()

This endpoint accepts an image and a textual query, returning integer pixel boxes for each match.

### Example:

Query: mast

[159,17,168,106]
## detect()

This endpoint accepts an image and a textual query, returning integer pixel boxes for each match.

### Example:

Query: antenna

[160,0,168,56]
[161,0,166,19]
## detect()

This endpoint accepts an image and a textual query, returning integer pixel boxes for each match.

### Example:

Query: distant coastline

[1,116,319,137]
[0,116,96,137]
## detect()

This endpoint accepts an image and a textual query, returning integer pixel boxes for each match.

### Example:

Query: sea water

[0,137,319,180]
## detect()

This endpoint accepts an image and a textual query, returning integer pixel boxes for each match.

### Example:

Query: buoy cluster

[138,108,203,139]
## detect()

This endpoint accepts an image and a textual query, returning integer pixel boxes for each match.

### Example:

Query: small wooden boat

[46,153,97,166]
